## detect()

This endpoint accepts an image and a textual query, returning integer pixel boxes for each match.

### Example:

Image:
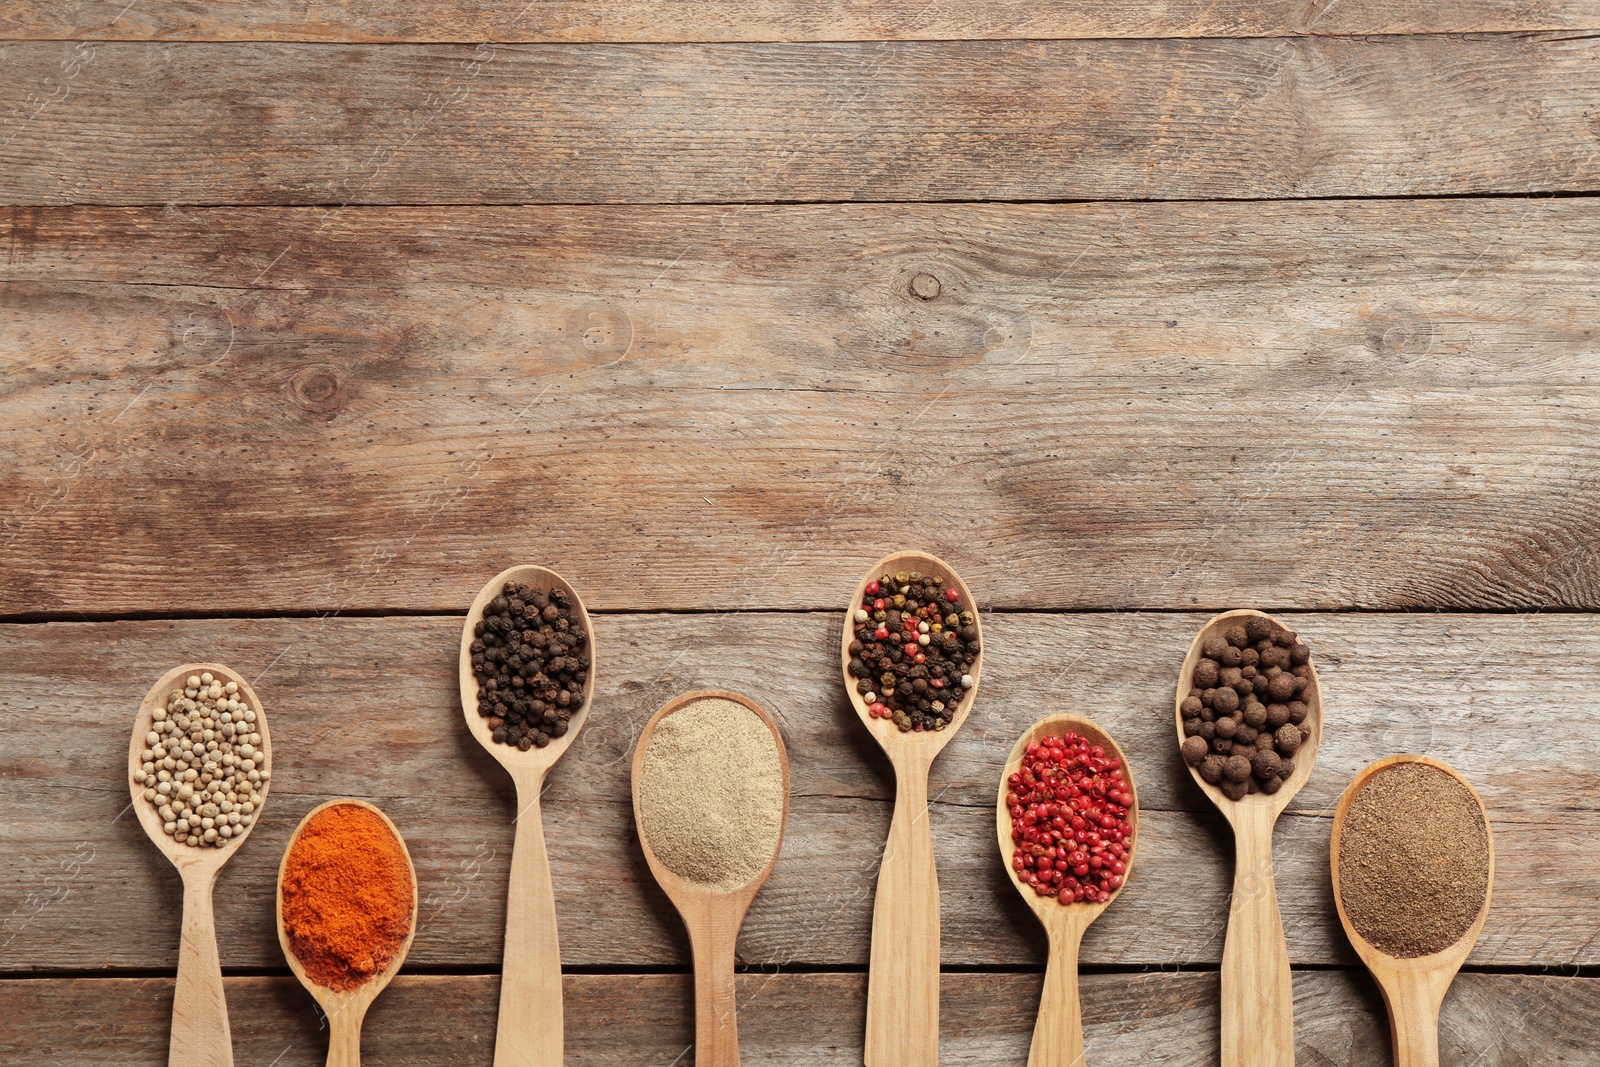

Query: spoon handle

[687,898,743,1067]
[865,754,940,1067]
[1384,972,1445,1067]
[1029,920,1086,1067]
[494,776,563,1067]
[324,1005,366,1067]
[171,865,233,1067]
[1221,805,1294,1067]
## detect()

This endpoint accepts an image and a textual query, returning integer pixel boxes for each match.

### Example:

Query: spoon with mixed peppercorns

[1174,609,1323,1067]
[841,550,983,1067]
[460,564,596,1067]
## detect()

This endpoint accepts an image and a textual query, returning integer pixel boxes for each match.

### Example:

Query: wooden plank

[4,199,1600,615]
[0,971,1593,1066]
[2,0,1597,43]
[3,612,1597,972]
[1,35,1597,207]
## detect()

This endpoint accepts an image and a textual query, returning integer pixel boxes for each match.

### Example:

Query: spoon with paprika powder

[841,550,983,1067]
[128,662,272,1067]
[1175,609,1324,1067]
[459,564,596,1067]
[277,799,418,1067]
[997,714,1139,1067]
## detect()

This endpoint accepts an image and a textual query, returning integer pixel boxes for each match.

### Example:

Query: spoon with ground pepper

[1331,756,1494,1067]
[1174,610,1323,1067]
[459,564,596,1067]
[632,690,790,1067]
[277,800,418,1067]
[997,714,1139,1067]
[128,663,272,1067]
[841,550,983,1067]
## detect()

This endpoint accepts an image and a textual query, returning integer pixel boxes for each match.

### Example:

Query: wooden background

[3,1,1599,1063]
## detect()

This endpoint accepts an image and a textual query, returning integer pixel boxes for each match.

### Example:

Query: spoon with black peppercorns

[842,550,983,1067]
[1174,610,1323,1067]
[460,565,596,1067]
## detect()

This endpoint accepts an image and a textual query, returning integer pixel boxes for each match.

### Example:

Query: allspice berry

[1178,616,1315,801]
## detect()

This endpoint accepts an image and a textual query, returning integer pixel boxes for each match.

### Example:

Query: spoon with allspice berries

[1174,610,1322,1067]
[842,550,983,1067]
[460,565,596,1067]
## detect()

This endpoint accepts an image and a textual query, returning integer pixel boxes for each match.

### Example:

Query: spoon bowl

[1331,756,1494,1067]
[844,549,981,1067]
[997,714,1139,1067]
[276,799,418,1067]
[129,662,271,1067]
[459,564,596,773]
[1174,609,1321,1067]
[459,563,596,1067]
[632,690,790,1067]
[841,549,983,758]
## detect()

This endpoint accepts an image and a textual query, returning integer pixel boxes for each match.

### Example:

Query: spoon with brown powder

[632,690,790,1067]
[1332,756,1494,1067]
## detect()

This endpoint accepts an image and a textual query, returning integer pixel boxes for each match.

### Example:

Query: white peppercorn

[135,678,268,848]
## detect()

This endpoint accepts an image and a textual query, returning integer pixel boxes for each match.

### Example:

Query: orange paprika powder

[280,802,415,991]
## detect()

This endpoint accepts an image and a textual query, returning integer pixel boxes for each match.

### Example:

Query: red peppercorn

[874,626,888,641]
[945,588,960,602]
[873,598,886,611]
[1008,730,1134,904]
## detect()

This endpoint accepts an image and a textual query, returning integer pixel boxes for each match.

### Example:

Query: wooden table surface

[3,2,1599,1064]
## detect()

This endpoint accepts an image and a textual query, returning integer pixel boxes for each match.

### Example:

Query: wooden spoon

[996,714,1139,1067]
[276,800,418,1067]
[842,550,983,1067]
[631,690,790,1067]
[459,564,596,1067]
[128,663,272,1067]
[1174,609,1323,1067]
[1330,756,1494,1067]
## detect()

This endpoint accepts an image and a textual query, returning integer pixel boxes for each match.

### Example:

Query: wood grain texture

[4,199,1600,615]
[3,0,1598,42]
[0,971,1594,1066]
[1,35,1598,207]
[3,611,1598,972]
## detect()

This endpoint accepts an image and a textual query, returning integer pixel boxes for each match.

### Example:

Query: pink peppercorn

[1008,730,1133,904]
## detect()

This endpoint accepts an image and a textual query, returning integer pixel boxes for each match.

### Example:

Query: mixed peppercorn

[469,581,589,749]
[847,569,979,732]
[1180,616,1313,799]
[1006,732,1133,904]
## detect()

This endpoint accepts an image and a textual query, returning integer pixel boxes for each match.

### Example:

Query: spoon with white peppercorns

[129,662,273,1067]
[460,564,596,1067]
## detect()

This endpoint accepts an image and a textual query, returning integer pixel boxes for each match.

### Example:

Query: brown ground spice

[1337,762,1490,958]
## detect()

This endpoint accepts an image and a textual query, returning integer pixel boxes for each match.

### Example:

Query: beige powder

[636,697,786,890]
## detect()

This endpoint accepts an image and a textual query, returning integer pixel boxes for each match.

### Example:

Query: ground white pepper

[1338,762,1490,958]
[636,697,785,891]
[133,672,269,848]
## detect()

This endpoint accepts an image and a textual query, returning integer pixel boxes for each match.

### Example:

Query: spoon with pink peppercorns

[997,714,1139,1067]
[842,550,983,1067]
